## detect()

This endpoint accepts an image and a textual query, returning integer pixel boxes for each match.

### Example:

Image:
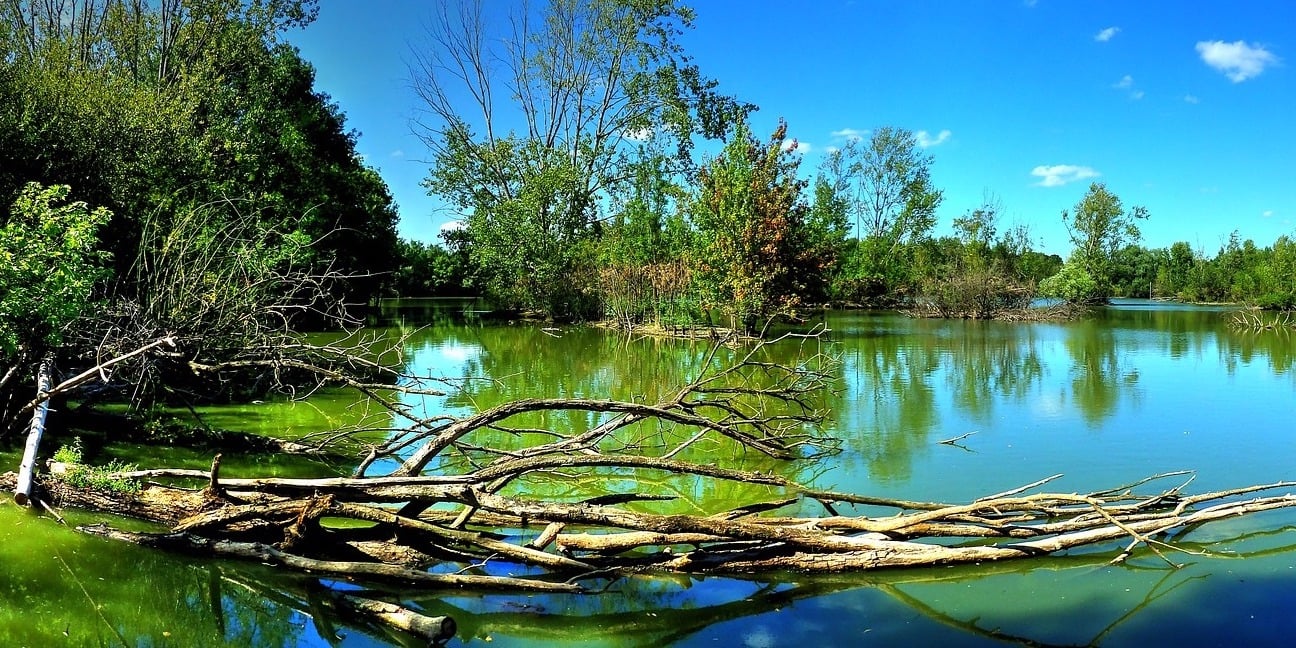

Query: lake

[3,299,1296,646]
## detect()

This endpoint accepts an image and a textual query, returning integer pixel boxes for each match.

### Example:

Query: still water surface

[3,299,1295,646]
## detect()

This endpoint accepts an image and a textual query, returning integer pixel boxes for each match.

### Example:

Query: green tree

[391,238,473,297]
[829,126,943,302]
[1053,182,1147,303]
[596,154,696,327]
[1162,241,1196,297]
[1038,259,1102,304]
[689,121,822,331]
[802,175,851,303]
[0,0,397,305]
[414,0,751,318]
[0,183,109,361]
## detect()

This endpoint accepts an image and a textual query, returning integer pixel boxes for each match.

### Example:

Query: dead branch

[16,327,1296,642]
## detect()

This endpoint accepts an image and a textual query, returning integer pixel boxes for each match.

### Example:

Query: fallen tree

[11,330,1296,644]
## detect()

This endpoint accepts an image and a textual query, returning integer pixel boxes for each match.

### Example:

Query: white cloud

[1184,94,1200,104]
[824,145,840,155]
[439,220,465,233]
[830,128,867,141]
[390,149,405,158]
[1263,210,1275,218]
[915,129,951,148]
[1196,40,1279,82]
[1030,164,1100,187]
[1111,75,1143,99]
[1095,26,1120,42]
[780,139,811,154]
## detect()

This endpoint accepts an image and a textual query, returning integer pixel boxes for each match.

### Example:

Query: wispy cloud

[830,128,867,142]
[390,149,405,158]
[780,139,811,154]
[439,220,465,233]
[1184,94,1200,104]
[915,129,951,148]
[1196,40,1279,82]
[1031,164,1100,187]
[1111,75,1144,99]
[1263,210,1275,218]
[1095,26,1120,42]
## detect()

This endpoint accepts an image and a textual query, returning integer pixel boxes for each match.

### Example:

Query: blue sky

[288,0,1295,256]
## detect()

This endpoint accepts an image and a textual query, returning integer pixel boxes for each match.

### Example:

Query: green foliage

[0,183,109,359]
[1254,292,1296,311]
[436,138,601,318]
[1039,261,1102,304]
[0,0,396,308]
[416,0,749,319]
[1059,183,1147,302]
[689,121,826,330]
[52,440,141,495]
[596,157,697,327]
[391,238,473,297]
[825,127,943,303]
[916,199,1041,318]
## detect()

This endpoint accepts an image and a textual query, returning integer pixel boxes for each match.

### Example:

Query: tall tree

[0,0,398,303]
[689,121,824,331]
[1046,182,1148,303]
[827,126,942,302]
[413,0,751,317]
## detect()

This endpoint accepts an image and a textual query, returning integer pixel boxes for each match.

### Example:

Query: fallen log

[17,329,1296,644]
[14,354,54,505]
[77,524,583,593]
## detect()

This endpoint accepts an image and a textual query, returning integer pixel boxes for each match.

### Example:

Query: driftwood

[16,329,1296,644]
[13,354,53,505]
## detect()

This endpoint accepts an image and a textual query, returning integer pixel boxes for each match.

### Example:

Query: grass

[52,440,142,495]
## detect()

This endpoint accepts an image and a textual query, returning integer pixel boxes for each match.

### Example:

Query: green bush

[1254,292,1296,311]
[53,441,141,495]
[1039,261,1103,304]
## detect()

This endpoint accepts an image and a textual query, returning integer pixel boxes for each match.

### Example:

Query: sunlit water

[4,299,1296,646]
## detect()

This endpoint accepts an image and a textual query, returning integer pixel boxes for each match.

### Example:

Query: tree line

[401,0,1071,329]
[401,0,1296,325]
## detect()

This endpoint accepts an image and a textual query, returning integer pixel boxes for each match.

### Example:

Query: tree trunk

[14,355,54,506]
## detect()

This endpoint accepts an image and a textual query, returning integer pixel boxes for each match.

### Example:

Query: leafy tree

[1109,244,1163,298]
[827,126,942,302]
[689,121,823,331]
[801,175,851,303]
[193,42,400,300]
[414,0,751,318]
[0,0,397,305]
[917,197,1041,318]
[1160,241,1196,297]
[1053,182,1147,303]
[392,238,473,297]
[0,183,109,361]
[596,154,696,326]
[1038,260,1101,304]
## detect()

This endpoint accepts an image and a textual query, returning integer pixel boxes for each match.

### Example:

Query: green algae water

[5,299,1296,646]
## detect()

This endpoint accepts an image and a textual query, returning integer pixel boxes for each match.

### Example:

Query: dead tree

[13,329,1296,644]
